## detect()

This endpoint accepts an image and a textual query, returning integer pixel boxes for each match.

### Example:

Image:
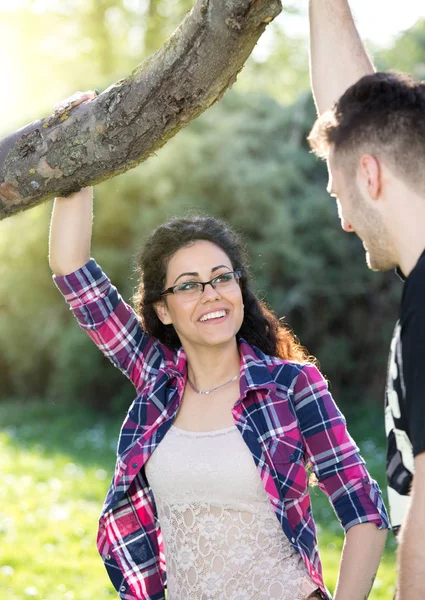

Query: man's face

[327,148,396,272]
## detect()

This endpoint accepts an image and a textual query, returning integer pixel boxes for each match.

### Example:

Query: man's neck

[389,190,425,277]
[397,237,425,278]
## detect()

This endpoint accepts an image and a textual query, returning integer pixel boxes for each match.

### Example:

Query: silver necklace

[187,372,241,395]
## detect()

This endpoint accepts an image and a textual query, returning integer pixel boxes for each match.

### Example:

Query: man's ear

[154,299,173,325]
[358,154,382,200]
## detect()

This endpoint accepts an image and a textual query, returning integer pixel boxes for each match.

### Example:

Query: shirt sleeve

[401,261,425,457]
[53,258,165,391]
[293,363,390,532]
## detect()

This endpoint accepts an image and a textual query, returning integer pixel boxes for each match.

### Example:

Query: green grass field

[0,401,396,599]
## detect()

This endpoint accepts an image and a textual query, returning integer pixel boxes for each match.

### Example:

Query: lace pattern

[145,425,317,600]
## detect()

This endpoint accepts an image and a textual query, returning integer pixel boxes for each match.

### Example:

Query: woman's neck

[183,338,241,392]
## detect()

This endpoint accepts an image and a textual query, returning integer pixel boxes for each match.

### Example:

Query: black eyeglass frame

[159,270,242,298]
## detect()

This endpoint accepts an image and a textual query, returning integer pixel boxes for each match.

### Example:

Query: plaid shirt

[54,259,389,600]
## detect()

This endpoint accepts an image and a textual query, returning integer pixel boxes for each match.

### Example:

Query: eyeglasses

[160,270,241,300]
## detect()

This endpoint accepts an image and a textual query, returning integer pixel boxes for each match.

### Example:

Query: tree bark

[0,0,281,220]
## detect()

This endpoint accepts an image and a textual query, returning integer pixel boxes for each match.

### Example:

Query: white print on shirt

[385,404,414,474]
[387,486,411,531]
[386,323,415,528]
[387,324,414,473]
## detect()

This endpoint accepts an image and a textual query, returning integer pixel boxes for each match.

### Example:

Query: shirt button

[105,554,111,560]
[132,463,138,469]
[120,586,126,592]
[291,537,295,543]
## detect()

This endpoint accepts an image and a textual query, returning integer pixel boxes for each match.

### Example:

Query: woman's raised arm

[47,91,168,391]
[48,90,98,276]
[49,186,93,276]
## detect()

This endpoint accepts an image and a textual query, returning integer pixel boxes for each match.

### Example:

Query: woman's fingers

[53,90,99,113]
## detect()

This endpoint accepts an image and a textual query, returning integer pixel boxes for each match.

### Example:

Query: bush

[0,90,401,410]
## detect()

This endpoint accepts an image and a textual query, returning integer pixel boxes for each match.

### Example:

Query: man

[307,1,425,598]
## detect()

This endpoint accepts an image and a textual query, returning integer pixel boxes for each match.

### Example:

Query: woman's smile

[198,309,229,323]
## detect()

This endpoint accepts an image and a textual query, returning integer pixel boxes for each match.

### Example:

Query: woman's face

[155,240,244,350]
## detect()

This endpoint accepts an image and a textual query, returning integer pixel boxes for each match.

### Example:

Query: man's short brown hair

[308,72,425,191]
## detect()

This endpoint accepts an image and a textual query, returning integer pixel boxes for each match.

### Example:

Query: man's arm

[309,0,375,115]
[397,452,425,598]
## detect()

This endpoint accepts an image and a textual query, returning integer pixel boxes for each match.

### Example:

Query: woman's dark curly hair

[133,214,313,363]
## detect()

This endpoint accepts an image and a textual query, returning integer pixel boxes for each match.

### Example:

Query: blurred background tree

[1,1,423,414]
[376,18,425,79]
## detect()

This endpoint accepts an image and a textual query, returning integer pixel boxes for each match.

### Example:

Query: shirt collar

[238,338,277,396]
[395,266,406,282]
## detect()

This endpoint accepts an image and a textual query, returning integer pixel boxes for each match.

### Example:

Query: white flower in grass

[50,504,70,521]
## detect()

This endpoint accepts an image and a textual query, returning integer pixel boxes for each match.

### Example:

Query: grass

[309,403,397,599]
[0,400,396,599]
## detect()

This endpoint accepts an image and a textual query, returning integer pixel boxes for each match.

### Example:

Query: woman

[49,95,388,600]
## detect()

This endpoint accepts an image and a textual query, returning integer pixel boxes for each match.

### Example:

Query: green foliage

[376,19,425,79]
[4,4,425,412]
[0,90,401,410]
[143,0,194,55]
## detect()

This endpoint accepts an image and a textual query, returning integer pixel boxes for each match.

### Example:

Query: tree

[376,18,425,80]
[0,0,281,220]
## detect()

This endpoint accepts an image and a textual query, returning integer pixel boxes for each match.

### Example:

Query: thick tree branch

[0,0,281,220]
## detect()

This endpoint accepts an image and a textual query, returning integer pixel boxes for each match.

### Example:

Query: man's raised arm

[309,0,375,114]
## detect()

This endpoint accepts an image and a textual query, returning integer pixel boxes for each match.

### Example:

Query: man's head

[308,72,425,271]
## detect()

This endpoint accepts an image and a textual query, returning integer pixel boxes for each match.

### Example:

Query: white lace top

[144,424,317,600]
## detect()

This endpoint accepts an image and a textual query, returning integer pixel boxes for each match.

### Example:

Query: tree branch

[0,0,281,220]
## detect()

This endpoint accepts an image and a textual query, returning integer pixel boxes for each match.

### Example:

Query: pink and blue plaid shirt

[54,259,389,600]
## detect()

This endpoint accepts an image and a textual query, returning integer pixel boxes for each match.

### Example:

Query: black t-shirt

[386,249,425,533]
